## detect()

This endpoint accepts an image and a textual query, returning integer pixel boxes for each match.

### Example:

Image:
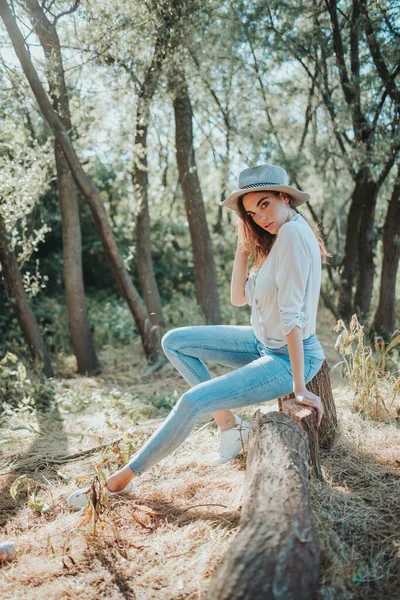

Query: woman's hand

[293,387,324,427]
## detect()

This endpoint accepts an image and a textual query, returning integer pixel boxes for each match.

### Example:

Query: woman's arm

[276,226,323,426]
[231,240,249,306]
[286,325,324,427]
[285,325,305,391]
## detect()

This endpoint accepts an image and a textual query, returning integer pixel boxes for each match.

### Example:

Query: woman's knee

[173,390,201,419]
[161,328,181,354]
[161,326,193,354]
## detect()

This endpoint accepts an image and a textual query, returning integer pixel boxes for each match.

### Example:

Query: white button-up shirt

[244,212,321,349]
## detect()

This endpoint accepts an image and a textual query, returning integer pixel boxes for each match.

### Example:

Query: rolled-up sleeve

[244,269,258,306]
[275,224,311,336]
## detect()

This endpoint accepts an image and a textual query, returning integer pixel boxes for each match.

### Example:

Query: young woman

[68,163,328,509]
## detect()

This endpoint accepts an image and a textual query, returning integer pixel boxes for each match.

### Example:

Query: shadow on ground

[0,400,69,528]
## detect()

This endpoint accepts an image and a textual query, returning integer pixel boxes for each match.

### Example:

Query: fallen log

[279,359,337,449]
[207,410,319,600]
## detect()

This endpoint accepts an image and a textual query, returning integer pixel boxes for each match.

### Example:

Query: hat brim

[220,185,310,213]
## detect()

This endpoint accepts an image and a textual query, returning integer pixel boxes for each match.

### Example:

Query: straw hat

[220,164,310,212]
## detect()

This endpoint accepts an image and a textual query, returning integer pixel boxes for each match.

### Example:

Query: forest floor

[0,307,399,600]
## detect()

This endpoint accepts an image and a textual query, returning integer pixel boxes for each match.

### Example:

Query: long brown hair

[235,192,330,268]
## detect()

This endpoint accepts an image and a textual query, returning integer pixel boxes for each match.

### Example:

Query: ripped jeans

[128,325,325,475]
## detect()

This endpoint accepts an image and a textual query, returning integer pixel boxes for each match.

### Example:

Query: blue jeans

[128,325,325,475]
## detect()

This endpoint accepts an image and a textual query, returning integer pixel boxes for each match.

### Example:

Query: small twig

[49,439,123,464]
[191,420,214,436]
[0,439,124,475]
[180,503,228,514]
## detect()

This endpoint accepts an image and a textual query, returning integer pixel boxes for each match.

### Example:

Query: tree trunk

[55,144,101,373]
[0,214,53,377]
[207,410,319,600]
[372,170,400,338]
[134,125,165,335]
[338,166,373,321]
[22,0,100,374]
[0,0,161,364]
[132,37,166,335]
[172,72,222,324]
[353,176,379,321]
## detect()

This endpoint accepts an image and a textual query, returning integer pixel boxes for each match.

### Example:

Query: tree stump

[207,411,319,600]
[279,359,337,449]
[275,401,322,480]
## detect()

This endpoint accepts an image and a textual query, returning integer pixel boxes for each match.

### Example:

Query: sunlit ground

[0,306,399,600]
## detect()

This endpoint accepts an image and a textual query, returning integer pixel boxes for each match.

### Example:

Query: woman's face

[242,191,293,235]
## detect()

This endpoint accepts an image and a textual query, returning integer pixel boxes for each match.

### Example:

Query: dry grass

[311,389,400,599]
[0,308,399,599]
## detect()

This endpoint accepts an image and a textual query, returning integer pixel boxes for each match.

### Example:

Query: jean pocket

[305,357,324,383]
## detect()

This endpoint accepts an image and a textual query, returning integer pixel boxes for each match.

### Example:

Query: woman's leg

[68,338,325,505]
[161,325,260,384]
[105,335,325,492]
[161,325,260,429]
[107,347,320,492]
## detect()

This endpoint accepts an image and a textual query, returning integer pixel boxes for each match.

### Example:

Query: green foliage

[86,294,137,346]
[0,294,137,358]
[150,219,197,302]
[31,297,71,354]
[0,82,54,265]
[163,287,205,329]
[0,300,25,357]
[0,352,54,414]
[9,474,53,514]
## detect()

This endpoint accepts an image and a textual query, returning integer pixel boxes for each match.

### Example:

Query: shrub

[0,352,54,414]
[334,315,400,421]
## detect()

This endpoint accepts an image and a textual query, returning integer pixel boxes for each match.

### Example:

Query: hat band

[240,181,283,190]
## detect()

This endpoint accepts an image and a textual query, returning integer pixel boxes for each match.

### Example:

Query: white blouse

[244,212,321,349]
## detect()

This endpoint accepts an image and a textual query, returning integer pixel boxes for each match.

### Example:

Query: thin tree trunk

[132,37,166,334]
[23,0,100,374]
[353,176,378,320]
[338,166,371,321]
[0,214,53,377]
[172,72,221,324]
[214,130,231,235]
[372,169,400,338]
[55,145,101,373]
[134,126,165,333]
[0,0,161,363]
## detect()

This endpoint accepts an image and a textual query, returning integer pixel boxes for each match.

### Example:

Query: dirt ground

[0,307,399,600]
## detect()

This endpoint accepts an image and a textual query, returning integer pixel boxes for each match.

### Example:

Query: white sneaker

[210,415,250,465]
[67,480,134,511]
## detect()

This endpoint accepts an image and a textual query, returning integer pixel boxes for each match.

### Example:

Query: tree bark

[23,0,100,374]
[172,72,221,324]
[276,399,322,480]
[338,166,373,321]
[372,169,400,338]
[207,410,319,600]
[0,214,53,377]
[0,0,161,363]
[353,176,378,320]
[132,36,166,335]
